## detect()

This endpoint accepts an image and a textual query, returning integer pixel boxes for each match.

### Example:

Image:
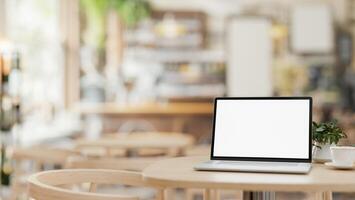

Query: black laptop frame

[210,97,313,163]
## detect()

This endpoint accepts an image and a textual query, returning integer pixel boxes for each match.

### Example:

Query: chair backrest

[28,169,144,200]
[66,156,162,172]
[10,146,81,199]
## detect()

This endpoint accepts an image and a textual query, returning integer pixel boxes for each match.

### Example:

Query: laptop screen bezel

[210,97,312,163]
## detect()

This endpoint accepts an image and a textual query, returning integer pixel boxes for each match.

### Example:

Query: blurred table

[73,102,214,140]
[74,102,214,116]
[143,156,355,200]
[75,132,195,157]
[184,145,211,156]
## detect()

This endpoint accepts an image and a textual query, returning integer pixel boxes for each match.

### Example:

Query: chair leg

[315,191,332,200]
[89,182,97,192]
[186,188,203,200]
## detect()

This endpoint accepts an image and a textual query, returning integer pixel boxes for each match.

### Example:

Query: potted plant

[312,121,347,162]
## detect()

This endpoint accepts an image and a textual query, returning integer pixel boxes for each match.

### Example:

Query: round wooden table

[143,156,355,200]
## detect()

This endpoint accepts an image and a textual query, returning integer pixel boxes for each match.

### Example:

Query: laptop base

[194,160,312,174]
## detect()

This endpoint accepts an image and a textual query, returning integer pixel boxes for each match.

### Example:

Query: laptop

[195,97,312,174]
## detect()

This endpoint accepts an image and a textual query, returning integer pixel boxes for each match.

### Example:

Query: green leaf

[312,120,347,145]
[316,127,325,132]
[80,0,151,47]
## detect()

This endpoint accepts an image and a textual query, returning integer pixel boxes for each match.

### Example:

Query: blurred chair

[10,146,79,200]
[65,156,165,200]
[27,169,164,200]
[73,132,195,200]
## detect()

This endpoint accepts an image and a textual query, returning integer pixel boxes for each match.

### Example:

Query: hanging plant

[111,0,151,28]
[80,0,109,48]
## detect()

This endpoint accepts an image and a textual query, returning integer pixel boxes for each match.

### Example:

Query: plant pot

[313,143,335,163]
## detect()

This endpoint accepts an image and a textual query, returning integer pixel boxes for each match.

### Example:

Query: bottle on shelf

[0,53,14,132]
[9,52,22,101]
[0,51,21,187]
[0,144,12,186]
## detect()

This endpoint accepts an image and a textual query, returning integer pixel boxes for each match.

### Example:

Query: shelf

[128,49,225,63]
[73,102,214,116]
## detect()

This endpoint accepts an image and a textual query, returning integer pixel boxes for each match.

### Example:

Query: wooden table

[76,132,195,156]
[73,102,214,116]
[73,102,214,137]
[143,156,355,200]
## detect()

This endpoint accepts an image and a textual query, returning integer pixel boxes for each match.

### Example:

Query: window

[4,0,63,108]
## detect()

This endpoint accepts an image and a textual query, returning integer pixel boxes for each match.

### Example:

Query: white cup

[330,146,355,167]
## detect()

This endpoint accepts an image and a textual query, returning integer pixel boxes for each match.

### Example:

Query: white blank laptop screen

[213,99,310,159]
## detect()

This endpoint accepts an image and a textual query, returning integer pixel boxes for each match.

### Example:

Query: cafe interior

[0,0,355,200]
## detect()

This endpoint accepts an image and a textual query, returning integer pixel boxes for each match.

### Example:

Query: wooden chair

[10,146,80,200]
[27,169,164,200]
[65,156,166,200]
[73,132,195,200]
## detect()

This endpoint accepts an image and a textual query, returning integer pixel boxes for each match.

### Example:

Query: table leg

[204,189,211,200]
[324,191,333,200]
[165,188,175,200]
[156,188,165,200]
[214,189,221,200]
[243,191,276,200]
[315,191,333,200]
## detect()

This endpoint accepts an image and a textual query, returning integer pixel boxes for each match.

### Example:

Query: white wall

[226,18,273,96]
[290,3,334,54]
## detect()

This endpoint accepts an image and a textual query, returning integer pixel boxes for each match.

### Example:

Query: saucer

[325,162,354,170]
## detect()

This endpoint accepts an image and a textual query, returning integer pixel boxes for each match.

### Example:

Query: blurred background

[0,0,355,199]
